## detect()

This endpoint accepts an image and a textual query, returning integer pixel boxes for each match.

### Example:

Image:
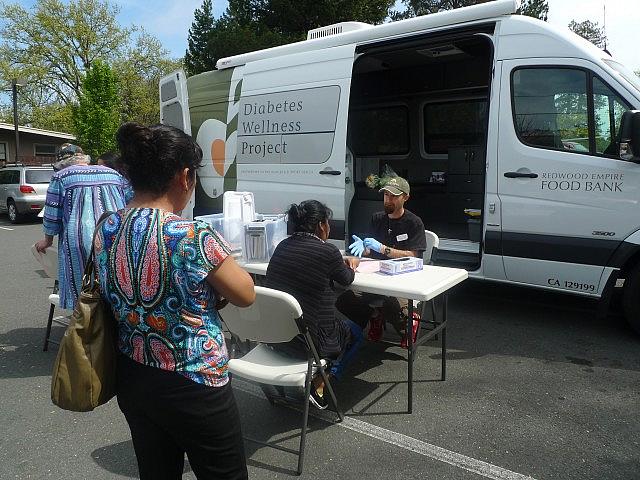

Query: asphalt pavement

[0,217,638,479]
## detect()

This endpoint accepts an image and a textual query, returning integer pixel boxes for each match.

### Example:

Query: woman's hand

[35,237,53,253]
[344,256,360,271]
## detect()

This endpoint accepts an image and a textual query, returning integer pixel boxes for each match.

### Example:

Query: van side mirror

[619,110,640,162]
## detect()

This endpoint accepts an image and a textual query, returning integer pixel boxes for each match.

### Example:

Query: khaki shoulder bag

[51,212,117,412]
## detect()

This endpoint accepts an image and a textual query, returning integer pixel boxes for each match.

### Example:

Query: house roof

[0,122,75,140]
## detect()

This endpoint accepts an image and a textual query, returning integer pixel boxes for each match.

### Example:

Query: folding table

[240,261,468,413]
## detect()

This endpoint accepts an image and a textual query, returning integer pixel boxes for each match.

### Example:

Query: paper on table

[356,260,380,273]
[31,244,58,279]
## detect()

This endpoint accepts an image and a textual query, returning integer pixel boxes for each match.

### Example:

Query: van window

[593,77,631,156]
[350,106,409,156]
[0,142,6,161]
[423,99,487,154]
[512,68,589,152]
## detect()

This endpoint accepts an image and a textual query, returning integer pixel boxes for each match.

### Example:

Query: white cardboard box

[379,257,423,275]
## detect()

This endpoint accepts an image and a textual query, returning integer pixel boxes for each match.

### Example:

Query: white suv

[0,165,54,223]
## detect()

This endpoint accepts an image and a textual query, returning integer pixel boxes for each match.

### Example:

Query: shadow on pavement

[0,326,63,378]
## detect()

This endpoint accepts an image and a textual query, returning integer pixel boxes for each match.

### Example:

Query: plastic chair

[221,286,343,475]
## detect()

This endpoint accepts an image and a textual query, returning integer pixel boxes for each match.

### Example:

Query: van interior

[346,25,495,269]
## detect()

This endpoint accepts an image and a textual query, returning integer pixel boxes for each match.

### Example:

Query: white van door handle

[504,171,538,179]
[319,169,341,175]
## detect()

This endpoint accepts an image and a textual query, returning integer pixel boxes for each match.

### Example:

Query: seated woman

[266,200,363,409]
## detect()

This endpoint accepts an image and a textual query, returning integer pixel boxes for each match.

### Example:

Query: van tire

[623,264,640,335]
[7,200,22,224]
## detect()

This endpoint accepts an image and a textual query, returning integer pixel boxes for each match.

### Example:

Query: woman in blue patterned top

[94,122,255,480]
[35,144,133,309]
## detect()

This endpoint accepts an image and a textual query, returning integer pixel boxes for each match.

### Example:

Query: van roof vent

[307,21,372,40]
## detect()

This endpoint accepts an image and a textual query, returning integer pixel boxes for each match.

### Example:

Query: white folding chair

[423,229,440,264]
[221,286,343,475]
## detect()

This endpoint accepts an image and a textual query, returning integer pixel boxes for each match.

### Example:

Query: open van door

[159,70,193,216]
[234,44,356,237]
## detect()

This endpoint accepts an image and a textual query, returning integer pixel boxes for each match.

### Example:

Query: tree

[0,0,129,105]
[392,0,548,21]
[186,0,396,75]
[569,20,607,49]
[0,0,181,131]
[72,60,120,158]
[391,0,490,21]
[517,0,548,21]
[115,32,184,125]
[185,0,217,75]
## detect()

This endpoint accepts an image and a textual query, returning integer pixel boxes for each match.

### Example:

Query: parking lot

[1,217,639,480]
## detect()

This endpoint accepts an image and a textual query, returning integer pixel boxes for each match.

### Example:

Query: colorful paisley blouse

[94,208,231,387]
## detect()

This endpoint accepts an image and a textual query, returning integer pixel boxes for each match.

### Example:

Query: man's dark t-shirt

[367,209,426,260]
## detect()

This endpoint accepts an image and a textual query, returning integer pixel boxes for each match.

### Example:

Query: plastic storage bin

[194,213,244,257]
[242,214,287,263]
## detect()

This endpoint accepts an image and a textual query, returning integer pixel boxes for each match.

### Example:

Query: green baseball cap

[379,176,410,195]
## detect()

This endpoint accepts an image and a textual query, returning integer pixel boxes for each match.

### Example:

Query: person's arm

[37,175,63,252]
[329,246,356,286]
[206,256,255,307]
[379,245,419,259]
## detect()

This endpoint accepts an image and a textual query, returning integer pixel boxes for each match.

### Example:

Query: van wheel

[623,264,640,335]
[7,200,21,224]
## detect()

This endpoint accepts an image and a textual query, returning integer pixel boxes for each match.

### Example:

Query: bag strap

[82,211,116,287]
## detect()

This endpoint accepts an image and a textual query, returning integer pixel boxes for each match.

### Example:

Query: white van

[159,0,640,332]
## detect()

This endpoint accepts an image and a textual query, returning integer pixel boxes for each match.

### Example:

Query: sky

[6,0,640,71]
[107,0,638,72]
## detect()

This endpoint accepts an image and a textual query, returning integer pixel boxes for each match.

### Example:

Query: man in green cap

[337,175,426,346]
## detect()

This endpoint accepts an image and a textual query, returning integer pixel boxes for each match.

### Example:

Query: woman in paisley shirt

[94,122,255,480]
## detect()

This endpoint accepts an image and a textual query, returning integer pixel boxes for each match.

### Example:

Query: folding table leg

[441,294,448,381]
[407,299,414,414]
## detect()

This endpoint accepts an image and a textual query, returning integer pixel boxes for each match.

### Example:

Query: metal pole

[12,80,20,164]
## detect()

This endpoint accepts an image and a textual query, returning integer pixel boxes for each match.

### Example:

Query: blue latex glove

[349,235,365,257]
[363,237,383,253]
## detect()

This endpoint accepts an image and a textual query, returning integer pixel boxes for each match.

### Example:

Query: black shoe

[309,387,328,410]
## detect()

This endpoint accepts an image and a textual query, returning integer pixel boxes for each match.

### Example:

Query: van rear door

[235,44,356,235]
[497,58,640,296]
[160,70,195,217]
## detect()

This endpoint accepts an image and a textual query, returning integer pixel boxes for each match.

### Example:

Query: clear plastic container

[194,213,244,256]
[242,214,287,263]
[223,191,255,223]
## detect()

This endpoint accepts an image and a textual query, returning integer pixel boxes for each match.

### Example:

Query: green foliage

[185,0,395,76]
[115,32,184,125]
[0,0,128,104]
[391,0,491,20]
[517,0,548,21]
[0,0,180,132]
[568,20,607,49]
[72,60,120,158]
[185,0,217,75]
[391,0,547,21]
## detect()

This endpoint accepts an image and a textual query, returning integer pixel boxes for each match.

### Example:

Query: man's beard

[384,203,394,214]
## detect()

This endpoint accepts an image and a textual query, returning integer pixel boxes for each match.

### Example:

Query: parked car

[0,165,54,223]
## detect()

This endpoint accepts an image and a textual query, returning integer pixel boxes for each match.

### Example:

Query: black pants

[116,354,248,480]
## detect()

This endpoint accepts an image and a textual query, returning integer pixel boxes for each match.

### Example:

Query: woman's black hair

[287,200,333,234]
[96,151,120,170]
[116,122,203,195]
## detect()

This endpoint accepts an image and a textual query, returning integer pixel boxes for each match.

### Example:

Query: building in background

[0,123,75,167]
